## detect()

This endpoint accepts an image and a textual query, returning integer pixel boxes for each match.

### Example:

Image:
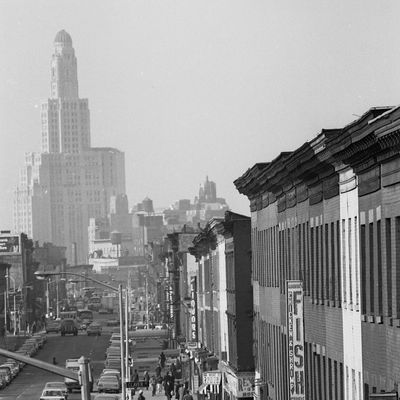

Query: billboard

[287,280,305,400]
[0,235,20,254]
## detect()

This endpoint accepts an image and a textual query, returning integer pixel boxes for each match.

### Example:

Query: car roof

[45,382,66,386]
[99,376,119,381]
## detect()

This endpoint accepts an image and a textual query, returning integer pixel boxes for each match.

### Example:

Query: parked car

[87,322,102,336]
[106,319,119,327]
[33,333,46,348]
[2,362,19,378]
[93,394,121,400]
[0,366,13,384]
[60,319,78,336]
[97,375,120,393]
[0,373,8,389]
[0,369,11,385]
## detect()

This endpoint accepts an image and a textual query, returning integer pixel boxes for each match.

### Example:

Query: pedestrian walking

[178,384,185,400]
[144,370,150,390]
[159,351,166,368]
[164,372,174,400]
[133,369,139,389]
[155,364,161,377]
[150,375,157,396]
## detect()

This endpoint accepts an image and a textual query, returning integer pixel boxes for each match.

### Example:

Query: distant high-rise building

[13,30,126,263]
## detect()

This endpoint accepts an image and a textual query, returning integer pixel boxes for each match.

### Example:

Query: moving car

[60,319,78,336]
[46,320,61,334]
[40,388,67,400]
[44,382,68,399]
[87,322,102,336]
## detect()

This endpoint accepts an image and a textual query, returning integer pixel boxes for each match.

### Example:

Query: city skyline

[2,1,400,230]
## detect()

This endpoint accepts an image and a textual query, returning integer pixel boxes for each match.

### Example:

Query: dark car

[87,322,102,336]
[60,319,78,336]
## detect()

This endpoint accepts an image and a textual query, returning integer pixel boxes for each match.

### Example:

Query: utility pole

[125,289,130,384]
[78,356,91,400]
[118,284,126,400]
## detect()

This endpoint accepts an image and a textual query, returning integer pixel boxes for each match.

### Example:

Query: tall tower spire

[51,30,79,99]
[41,30,90,154]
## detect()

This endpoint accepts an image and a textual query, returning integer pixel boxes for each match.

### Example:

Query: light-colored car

[40,388,67,400]
[46,320,61,333]
[2,362,19,378]
[0,370,11,385]
[0,366,14,381]
[44,382,68,398]
[97,375,121,393]
[0,373,7,389]
[93,394,121,400]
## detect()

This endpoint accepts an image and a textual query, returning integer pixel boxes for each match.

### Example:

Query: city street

[0,331,109,400]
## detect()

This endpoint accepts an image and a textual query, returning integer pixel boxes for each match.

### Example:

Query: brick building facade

[235,105,400,400]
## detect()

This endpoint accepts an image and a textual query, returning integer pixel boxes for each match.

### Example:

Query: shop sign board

[224,370,254,398]
[203,371,221,385]
[187,342,198,350]
[190,276,198,342]
[0,235,20,254]
[287,280,305,400]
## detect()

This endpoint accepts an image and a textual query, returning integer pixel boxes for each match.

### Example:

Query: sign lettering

[287,280,305,400]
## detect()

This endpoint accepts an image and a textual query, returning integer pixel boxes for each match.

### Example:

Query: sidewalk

[130,386,169,400]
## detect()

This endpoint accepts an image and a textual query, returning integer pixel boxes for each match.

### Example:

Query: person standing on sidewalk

[150,375,157,396]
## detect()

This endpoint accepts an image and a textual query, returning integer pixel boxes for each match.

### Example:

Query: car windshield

[100,376,118,381]
[43,390,62,395]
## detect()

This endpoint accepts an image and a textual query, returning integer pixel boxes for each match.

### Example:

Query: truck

[87,296,101,311]
[100,295,118,314]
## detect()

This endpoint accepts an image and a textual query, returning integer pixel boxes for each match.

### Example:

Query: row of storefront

[160,104,400,400]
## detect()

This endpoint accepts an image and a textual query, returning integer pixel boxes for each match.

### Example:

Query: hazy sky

[1,1,400,229]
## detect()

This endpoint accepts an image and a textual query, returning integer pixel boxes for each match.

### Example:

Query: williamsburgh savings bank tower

[13,31,126,263]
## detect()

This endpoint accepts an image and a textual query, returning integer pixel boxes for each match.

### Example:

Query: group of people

[134,351,192,400]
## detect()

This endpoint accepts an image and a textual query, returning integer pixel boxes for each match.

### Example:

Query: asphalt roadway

[0,315,115,400]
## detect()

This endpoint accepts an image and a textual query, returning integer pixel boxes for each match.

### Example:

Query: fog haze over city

[2,0,400,228]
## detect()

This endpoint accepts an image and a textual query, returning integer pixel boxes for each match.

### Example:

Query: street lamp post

[34,271,127,400]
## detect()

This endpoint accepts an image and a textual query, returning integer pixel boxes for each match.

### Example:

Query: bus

[59,311,78,320]
[88,296,101,311]
[77,309,94,322]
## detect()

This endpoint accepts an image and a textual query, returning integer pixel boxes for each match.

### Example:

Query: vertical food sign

[287,280,305,400]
